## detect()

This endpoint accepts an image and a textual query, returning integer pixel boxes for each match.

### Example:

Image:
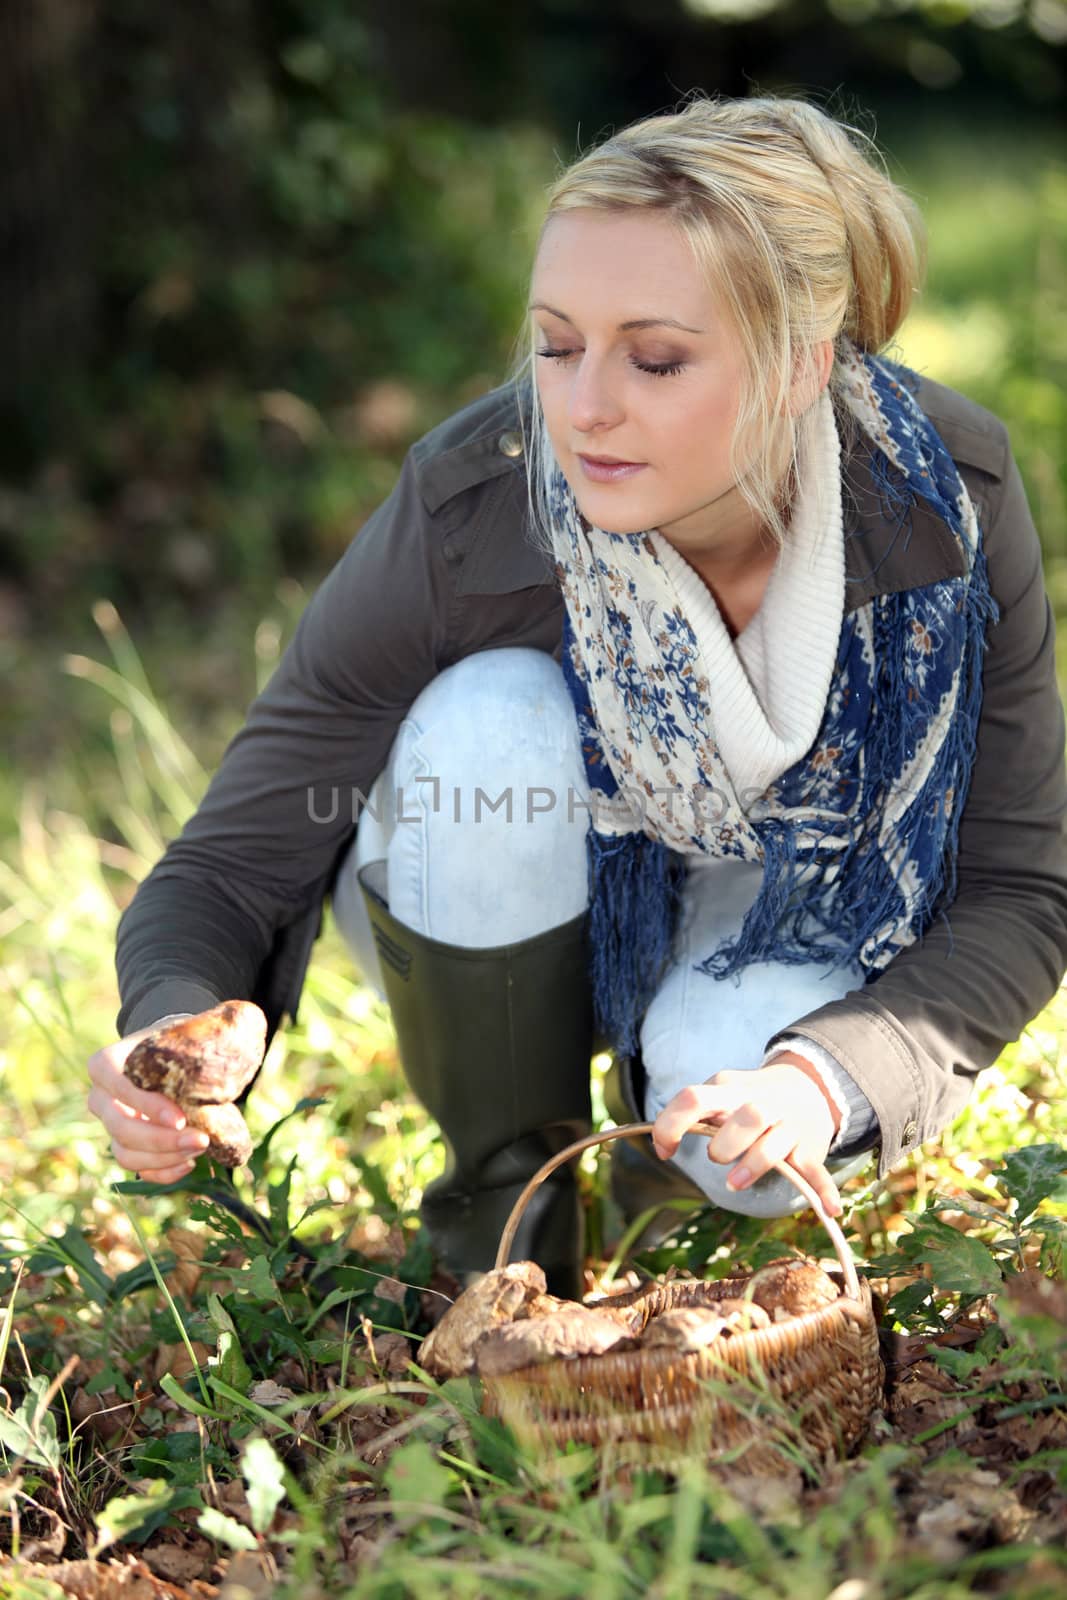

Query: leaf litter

[1,1098,1064,1596]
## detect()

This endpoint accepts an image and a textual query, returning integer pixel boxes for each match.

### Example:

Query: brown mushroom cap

[122,1002,266,1170]
[184,1102,254,1168]
[642,1308,725,1351]
[124,1001,267,1104]
[528,1292,641,1334]
[417,1263,547,1379]
[641,1299,767,1350]
[475,1306,636,1376]
[746,1257,840,1319]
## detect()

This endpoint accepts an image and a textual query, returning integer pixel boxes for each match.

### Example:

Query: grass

[0,593,1065,1600]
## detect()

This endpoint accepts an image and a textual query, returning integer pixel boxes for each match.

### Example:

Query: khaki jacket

[116,375,1067,1177]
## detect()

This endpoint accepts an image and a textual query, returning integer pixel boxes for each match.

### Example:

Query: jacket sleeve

[769,441,1067,1176]
[115,449,453,1040]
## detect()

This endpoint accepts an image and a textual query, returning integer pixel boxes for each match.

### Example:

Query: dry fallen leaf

[72,1386,141,1446]
[370,1332,414,1378]
[217,1548,275,1599]
[217,1478,255,1529]
[0,1554,177,1597]
[165,1225,208,1301]
[139,1535,215,1584]
[153,1341,211,1386]
[374,1276,407,1306]
[1003,1265,1067,1323]
[247,1380,294,1408]
[17,1503,67,1563]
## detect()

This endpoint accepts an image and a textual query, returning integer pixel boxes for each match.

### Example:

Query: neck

[659,484,764,559]
[657,486,785,638]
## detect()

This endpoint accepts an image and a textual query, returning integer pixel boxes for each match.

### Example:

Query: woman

[88,96,1067,1301]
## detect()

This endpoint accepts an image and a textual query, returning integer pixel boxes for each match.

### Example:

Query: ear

[788,339,834,417]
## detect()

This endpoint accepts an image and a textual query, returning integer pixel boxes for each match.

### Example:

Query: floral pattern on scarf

[548,341,997,1052]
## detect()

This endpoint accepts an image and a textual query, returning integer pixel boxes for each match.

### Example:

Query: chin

[591,520,644,539]
[573,497,653,539]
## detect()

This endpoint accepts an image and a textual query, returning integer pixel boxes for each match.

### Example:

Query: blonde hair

[513,94,926,548]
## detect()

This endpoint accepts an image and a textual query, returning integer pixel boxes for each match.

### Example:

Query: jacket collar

[456,415,968,609]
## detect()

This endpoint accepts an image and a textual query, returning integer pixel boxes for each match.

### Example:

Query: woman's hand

[87,1025,210,1184]
[651,1056,843,1217]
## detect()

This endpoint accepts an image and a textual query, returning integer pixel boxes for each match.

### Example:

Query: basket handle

[494,1122,861,1301]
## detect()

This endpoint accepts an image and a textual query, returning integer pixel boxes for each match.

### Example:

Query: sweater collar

[649,389,845,799]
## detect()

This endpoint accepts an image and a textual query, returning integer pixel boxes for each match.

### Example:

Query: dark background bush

[1,0,1063,783]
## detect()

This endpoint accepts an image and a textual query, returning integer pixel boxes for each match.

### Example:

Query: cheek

[692,374,742,426]
[534,370,566,435]
[676,382,743,458]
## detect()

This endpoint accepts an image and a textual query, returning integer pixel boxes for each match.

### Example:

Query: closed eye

[536,348,685,378]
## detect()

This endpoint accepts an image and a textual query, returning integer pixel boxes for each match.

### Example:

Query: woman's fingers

[704,1098,770,1167]
[87,1038,187,1127]
[109,1135,197,1178]
[650,1064,842,1211]
[651,1081,741,1161]
[86,1083,209,1177]
[86,1087,208,1156]
[86,1025,208,1182]
[727,1122,843,1217]
[787,1145,844,1218]
[133,1165,198,1186]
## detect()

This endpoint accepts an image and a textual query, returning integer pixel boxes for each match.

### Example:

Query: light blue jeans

[332,648,871,1217]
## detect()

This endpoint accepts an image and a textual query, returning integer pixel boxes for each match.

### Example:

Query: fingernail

[179,1132,207,1151]
[163,1110,185,1129]
[728,1166,752,1190]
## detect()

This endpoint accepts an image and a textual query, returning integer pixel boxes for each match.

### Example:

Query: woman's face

[530,208,759,553]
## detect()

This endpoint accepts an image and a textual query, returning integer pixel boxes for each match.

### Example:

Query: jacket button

[497,430,523,459]
[902,1120,919,1146]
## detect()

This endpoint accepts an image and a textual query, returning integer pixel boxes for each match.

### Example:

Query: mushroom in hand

[124,1001,267,1168]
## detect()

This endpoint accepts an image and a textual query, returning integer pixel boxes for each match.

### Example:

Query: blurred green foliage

[890,118,1067,581]
[0,0,1064,719]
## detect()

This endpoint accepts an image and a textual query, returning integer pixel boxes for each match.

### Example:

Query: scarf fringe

[587,830,685,1055]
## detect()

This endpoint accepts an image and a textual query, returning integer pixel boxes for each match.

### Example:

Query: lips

[577,453,647,483]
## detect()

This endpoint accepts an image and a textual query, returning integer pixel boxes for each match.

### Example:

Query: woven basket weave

[480,1124,883,1473]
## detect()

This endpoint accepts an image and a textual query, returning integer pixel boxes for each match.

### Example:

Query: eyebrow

[528,301,705,335]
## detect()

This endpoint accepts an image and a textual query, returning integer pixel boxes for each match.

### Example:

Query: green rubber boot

[358,869,593,1301]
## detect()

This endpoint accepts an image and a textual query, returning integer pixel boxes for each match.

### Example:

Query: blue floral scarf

[549,342,997,1053]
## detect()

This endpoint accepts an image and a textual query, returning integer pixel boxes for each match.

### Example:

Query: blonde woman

[89,96,1067,1300]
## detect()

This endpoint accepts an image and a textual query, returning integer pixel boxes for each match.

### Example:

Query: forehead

[531,209,711,317]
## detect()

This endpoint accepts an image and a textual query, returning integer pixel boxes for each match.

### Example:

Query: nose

[568,352,624,435]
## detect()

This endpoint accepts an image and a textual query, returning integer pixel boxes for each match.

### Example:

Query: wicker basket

[481,1124,883,1474]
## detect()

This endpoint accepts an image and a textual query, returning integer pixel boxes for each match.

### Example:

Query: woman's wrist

[761,1049,843,1138]
[761,1037,884,1156]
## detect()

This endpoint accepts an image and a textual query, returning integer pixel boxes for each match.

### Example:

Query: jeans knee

[393,648,589,821]
[355,649,591,946]
[412,646,579,752]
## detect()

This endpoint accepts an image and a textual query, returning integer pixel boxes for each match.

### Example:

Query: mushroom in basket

[745,1256,840,1320]
[418,1265,639,1379]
